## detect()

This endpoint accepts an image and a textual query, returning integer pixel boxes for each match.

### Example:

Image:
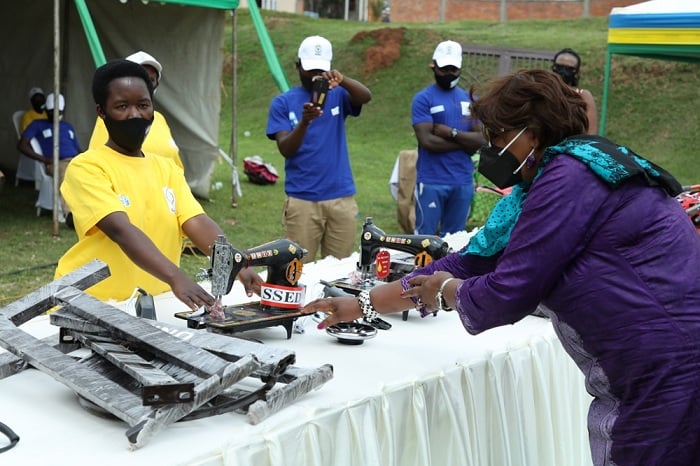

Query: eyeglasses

[482,126,523,149]
[498,127,528,156]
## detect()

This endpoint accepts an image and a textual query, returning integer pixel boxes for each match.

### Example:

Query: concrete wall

[239,0,638,22]
[388,0,639,23]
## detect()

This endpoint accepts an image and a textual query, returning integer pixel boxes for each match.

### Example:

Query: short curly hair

[92,59,154,108]
[469,69,588,149]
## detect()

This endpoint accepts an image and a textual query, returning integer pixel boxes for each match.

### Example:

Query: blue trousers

[414,182,473,236]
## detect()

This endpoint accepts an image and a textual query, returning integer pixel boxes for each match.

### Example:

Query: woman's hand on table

[403,271,455,312]
[302,296,362,329]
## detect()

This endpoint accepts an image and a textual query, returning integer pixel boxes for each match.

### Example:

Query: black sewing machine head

[325,219,451,323]
[177,237,307,339]
[209,236,306,299]
[358,217,451,279]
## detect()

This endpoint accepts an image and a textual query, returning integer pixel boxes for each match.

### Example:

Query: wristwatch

[450,127,458,139]
[435,278,455,312]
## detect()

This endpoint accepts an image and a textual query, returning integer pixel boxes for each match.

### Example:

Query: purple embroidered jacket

[409,155,700,465]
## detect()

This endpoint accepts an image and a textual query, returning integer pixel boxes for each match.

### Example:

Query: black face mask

[104,116,153,153]
[478,144,524,189]
[434,71,460,90]
[299,72,314,91]
[31,97,45,113]
[477,126,530,189]
[552,64,579,87]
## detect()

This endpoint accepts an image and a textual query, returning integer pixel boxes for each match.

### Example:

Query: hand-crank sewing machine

[327,217,451,321]
[175,236,307,339]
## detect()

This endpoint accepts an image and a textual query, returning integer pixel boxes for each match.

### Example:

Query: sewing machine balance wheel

[325,321,377,345]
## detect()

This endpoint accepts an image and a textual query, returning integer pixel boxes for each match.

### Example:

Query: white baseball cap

[125,50,163,81]
[28,87,44,99]
[433,40,462,68]
[45,93,65,111]
[298,36,332,71]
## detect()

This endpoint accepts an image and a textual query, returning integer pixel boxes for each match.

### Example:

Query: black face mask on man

[434,70,460,90]
[299,72,314,91]
[552,64,579,87]
[478,127,532,189]
[104,116,153,153]
[298,63,324,92]
[31,97,45,113]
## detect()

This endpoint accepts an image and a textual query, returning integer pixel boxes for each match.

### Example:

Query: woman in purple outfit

[304,69,700,465]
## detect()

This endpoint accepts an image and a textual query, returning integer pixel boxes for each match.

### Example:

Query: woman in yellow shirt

[56,59,260,309]
[88,51,183,169]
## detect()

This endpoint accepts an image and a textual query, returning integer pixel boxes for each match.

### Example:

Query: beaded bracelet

[357,289,379,321]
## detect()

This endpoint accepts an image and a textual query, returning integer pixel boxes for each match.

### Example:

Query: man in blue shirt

[266,35,372,263]
[18,93,81,220]
[411,40,484,236]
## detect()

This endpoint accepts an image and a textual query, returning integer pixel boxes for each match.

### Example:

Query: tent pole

[600,49,612,136]
[52,0,61,236]
[248,0,289,92]
[230,9,240,208]
[72,0,107,67]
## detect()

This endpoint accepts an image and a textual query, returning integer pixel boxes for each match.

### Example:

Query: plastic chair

[30,138,56,217]
[12,110,41,189]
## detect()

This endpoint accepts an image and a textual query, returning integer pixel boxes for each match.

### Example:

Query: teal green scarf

[465,135,681,257]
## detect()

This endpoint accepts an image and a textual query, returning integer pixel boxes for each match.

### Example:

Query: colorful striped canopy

[600,0,700,134]
[608,0,700,59]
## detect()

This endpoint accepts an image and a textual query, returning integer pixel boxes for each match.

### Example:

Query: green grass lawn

[1,11,697,305]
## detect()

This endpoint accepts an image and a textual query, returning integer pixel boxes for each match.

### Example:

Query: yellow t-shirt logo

[163,187,176,213]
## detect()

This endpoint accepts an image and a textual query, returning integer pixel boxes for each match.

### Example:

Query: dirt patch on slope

[351,27,406,75]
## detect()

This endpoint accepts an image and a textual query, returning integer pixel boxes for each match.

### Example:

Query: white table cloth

[0,253,593,466]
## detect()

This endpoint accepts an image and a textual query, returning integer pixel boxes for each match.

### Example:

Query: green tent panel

[247,0,290,92]
[73,0,106,66]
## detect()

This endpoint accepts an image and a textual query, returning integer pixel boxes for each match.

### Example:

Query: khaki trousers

[282,195,358,263]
